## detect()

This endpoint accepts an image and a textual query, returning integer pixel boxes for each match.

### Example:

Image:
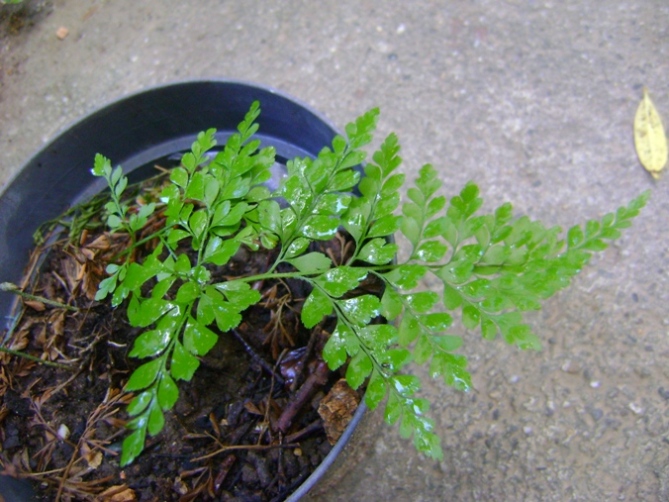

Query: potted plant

[0,80,648,501]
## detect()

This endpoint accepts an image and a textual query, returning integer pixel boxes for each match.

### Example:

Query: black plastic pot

[0,80,366,501]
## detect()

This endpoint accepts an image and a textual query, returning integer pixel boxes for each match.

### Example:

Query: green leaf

[365,370,388,410]
[210,298,243,332]
[288,252,332,274]
[419,313,451,332]
[462,305,481,329]
[413,335,433,365]
[384,391,402,425]
[284,237,310,259]
[214,281,261,309]
[414,240,448,262]
[398,313,419,346]
[203,236,240,266]
[481,317,497,339]
[258,199,282,234]
[430,333,462,351]
[381,287,403,321]
[167,228,190,246]
[404,291,439,313]
[338,295,381,326]
[346,351,373,390]
[430,352,472,391]
[170,167,189,188]
[323,328,348,370]
[391,374,421,396]
[442,284,462,309]
[382,348,412,372]
[176,281,200,304]
[170,341,200,381]
[359,238,398,265]
[359,324,396,353]
[147,403,165,436]
[120,427,146,467]
[214,202,248,228]
[125,359,162,392]
[157,374,179,410]
[302,287,333,328]
[414,428,443,461]
[189,209,208,245]
[400,215,420,245]
[92,153,110,176]
[368,215,402,238]
[129,329,172,358]
[301,215,339,240]
[95,274,118,302]
[184,170,206,201]
[315,266,368,297]
[127,391,152,416]
[383,265,427,290]
[174,254,192,274]
[567,225,584,247]
[183,317,218,356]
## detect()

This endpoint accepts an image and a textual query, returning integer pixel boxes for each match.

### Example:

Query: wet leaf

[634,88,667,179]
[358,238,398,265]
[288,252,332,274]
[345,351,373,390]
[147,404,165,436]
[157,374,179,410]
[323,328,348,370]
[203,236,240,266]
[337,295,381,326]
[176,281,200,304]
[302,287,332,328]
[364,370,388,410]
[126,391,152,416]
[170,341,200,381]
[315,266,368,297]
[120,427,146,467]
[125,359,162,392]
[183,316,218,356]
[301,215,339,240]
[129,329,172,358]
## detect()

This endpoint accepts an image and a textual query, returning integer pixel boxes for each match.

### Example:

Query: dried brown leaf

[317,379,360,445]
[24,300,46,311]
[86,233,111,250]
[99,485,137,501]
[8,329,29,351]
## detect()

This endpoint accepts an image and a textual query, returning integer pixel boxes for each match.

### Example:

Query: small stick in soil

[231,329,285,386]
[285,419,324,443]
[276,361,330,433]
[0,346,74,370]
[192,442,300,462]
[214,454,237,493]
[0,282,78,312]
[290,327,320,392]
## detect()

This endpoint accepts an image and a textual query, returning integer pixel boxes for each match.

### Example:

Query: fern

[91,102,648,464]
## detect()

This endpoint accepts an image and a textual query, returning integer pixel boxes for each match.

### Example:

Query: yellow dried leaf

[634,88,667,179]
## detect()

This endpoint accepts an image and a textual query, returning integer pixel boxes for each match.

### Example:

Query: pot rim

[0,78,337,194]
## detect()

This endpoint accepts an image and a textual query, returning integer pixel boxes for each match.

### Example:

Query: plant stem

[0,346,74,370]
[0,282,78,312]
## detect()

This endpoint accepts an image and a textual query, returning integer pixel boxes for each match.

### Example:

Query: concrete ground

[1,1,668,500]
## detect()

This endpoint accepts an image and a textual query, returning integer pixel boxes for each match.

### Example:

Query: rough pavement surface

[1,1,668,500]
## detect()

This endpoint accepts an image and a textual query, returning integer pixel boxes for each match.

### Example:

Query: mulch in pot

[0,172,367,501]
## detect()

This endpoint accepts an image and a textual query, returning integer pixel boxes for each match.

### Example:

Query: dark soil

[0,187,364,501]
